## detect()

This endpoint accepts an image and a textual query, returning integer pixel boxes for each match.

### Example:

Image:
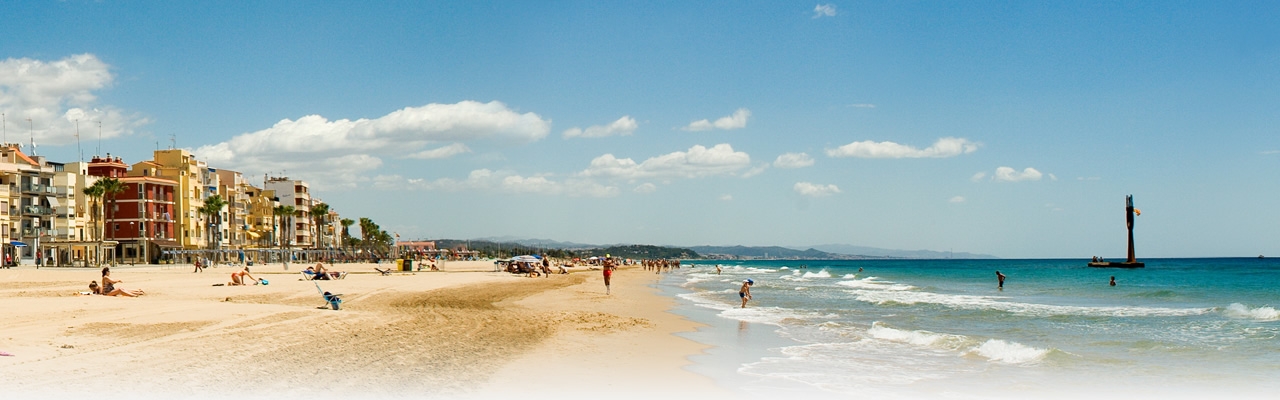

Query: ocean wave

[969,339,1051,364]
[836,277,916,291]
[802,269,833,279]
[842,273,857,279]
[867,322,969,350]
[1224,303,1280,321]
[848,289,1212,317]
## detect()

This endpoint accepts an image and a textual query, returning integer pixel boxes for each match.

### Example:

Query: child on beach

[230,266,257,286]
[740,279,754,308]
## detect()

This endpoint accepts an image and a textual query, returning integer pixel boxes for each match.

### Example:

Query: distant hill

[807,244,998,259]
[688,245,882,260]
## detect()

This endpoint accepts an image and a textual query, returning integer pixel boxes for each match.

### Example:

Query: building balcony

[21,184,54,194]
[22,205,53,216]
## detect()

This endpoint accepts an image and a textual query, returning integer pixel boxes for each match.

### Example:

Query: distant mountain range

[474,236,997,260]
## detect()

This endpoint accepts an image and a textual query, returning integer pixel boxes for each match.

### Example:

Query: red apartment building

[87,156,180,263]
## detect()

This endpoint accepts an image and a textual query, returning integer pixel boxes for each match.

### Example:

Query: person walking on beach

[996,271,1006,290]
[739,279,754,308]
[193,258,203,273]
[602,258,615,295]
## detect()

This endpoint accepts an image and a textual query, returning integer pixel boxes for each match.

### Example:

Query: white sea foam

[1224,303,1280,321]
[867,322,969,350]
[779,266,790,270]
[802,269,832,279]
[970,339,1050,364]
[848,289,1212,317]
[836,276,916,291]
[841,273,857,279]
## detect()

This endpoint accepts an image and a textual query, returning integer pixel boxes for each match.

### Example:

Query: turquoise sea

[662,259,1280,399]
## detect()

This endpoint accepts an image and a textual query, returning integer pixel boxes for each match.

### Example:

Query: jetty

[1089,195,1145,268]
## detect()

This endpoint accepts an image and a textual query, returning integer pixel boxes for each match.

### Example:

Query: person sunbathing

[101,267,145,296]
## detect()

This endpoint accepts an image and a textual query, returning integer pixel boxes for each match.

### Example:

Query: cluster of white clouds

[579,143,750,179]
[794,182,841,197]
[813,4,838,19]
[195,100,550,187]
[375,169,619,198]
[971,167,1056,183]
[0,54,147,146]
[826,137,979,158]
[773,152,814,168]
[562,116,638,139]
[682,108,751,131]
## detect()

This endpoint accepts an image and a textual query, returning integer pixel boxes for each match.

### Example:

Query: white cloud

[849,103,876,108]
[794,182,841,197]
[634,183,657,194]
[949,196,966,203]
[826,137,979,158]
[0,53,148,146]
[1263,150,1280,155]
[682,108,751,131]
[741,163,768,178]
[719,194,733,201]
[196,100,550,187]
[813,4,837,18]
[773,152,815,168]
[377,169,619,198]
[563,115,638,139]
[579,143,751,179]
[993,167,1043,182]
[1077,176,1101,181]
[971,172,987,182]
[405,143,471,159]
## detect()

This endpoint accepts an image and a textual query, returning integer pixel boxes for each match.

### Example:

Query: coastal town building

[0,144,67,265]
[216,169,250,251]
[150,149,207,250]
[264,177,311,248]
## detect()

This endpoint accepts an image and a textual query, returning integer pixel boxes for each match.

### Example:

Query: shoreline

[0,261,729,399]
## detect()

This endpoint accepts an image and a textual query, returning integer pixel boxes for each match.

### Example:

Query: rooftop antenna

[169,133,176,149]
[97,121,102,156]
[75,119,83,162]
[2,112,6,144]
[26,117,34,155]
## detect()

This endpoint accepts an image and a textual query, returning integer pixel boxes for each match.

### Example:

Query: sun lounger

[314,282,342,310]
[375,267,393,276]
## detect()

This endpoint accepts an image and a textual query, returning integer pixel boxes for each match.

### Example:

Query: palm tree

[98,178,126,241]
[82,181,105,266]
[340,218,354,251]
[310,202,330,249]
[198,194,227,251]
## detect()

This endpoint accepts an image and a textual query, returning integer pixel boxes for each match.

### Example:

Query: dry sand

[0,261,728,399]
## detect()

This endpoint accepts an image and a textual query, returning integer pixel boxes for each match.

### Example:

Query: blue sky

[1,1,1277,258]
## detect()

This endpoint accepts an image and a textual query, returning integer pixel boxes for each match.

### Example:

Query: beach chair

[301,270,316,280]
[374,267,393,276]
[314,282,342,310]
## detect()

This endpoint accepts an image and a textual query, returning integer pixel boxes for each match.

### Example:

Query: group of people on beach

[87,267,145,297]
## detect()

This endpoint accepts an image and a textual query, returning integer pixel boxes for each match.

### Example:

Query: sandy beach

[0,261,728,400]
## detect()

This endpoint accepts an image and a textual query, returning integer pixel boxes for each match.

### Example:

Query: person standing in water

[996,271,1006,290]
[1109,276,1117,286]
[739,279,754,308]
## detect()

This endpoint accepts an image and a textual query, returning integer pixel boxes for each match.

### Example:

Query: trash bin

[395,259,404,271]
[402,259,413,272]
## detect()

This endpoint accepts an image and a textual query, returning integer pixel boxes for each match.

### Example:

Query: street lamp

[33,217,40,269]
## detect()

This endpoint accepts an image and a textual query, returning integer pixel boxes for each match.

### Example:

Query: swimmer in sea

[740,279,754,308]
[996,271,1006,290]
[1109,276,1116,286]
